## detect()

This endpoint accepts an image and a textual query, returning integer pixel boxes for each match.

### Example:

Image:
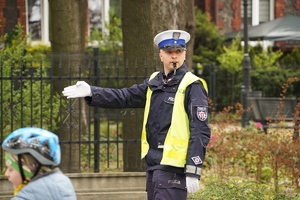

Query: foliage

[110,0,122,18]
[4,25,21,47]
[189,179,300,200]
[214,37,244,107]
[0,23,63,138]
[280,47,300,66]
[26,41,51,64]
[0,24,29,61]
[251,69,300,97]
[217,35,282,73]
[217,37,244,74]
[193,8,225,64]
[249,44,283,70]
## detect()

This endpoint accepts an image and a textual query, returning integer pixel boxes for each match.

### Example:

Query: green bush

[280,47,300,66]
[189,179,300,200]
[0,23,63,137]
[193,8,225,64]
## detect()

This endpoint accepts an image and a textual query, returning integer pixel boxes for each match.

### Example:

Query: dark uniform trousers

[146,169,187,200]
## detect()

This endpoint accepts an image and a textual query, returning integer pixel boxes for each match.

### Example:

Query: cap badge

[172,32,181,40]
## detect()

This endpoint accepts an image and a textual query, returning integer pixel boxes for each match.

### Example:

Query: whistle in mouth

[173,62,177,69]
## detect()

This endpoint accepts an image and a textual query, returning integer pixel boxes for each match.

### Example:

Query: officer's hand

[186,176,200,194]
[62,81,92,99]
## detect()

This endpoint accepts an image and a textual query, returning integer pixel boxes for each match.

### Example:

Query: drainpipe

[214,0,218,26]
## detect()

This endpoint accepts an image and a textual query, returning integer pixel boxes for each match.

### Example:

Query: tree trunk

[151,0,196,70]
[121,0,153,172]
[49,0,87,173]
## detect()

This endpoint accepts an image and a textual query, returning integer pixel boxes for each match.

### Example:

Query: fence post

[93,47,100,172]
[209,63,216,107]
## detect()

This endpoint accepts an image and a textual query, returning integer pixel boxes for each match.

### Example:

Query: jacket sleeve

[85,79,148,109]
[184,81,211,179]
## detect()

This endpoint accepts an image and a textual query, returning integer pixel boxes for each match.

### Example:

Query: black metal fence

[0,52,155,173]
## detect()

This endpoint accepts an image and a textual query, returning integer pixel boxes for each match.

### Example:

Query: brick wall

[217,1,224,30]
[0,0,6,36]
[275,0,285,18]
[194,0,224,30]
[0,0,26,37]
[17,0,26,34]
[231,0,242,31]
[295,1,300,9]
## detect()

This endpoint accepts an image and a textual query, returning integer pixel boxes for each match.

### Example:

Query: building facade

[0,0,110,45]
[0,0,299,47]
[195,0,300,50]
[195,0,300,34]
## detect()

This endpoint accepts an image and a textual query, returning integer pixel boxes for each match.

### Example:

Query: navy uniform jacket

[85,63,211,179]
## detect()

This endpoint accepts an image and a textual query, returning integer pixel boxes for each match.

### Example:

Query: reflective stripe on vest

[141,71,208,167]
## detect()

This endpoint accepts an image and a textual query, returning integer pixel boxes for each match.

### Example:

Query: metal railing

[0,52,159,173]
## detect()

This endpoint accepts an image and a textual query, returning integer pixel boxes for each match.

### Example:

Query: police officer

[62,30,211,200]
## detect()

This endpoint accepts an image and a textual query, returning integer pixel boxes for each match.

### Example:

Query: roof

[225,15,300,41]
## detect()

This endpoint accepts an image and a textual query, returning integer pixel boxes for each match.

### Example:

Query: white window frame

[26,0,110,46]
[102,0,110,36]
[26,0,50,45]
[40,0,49,45]
[88,0,110,36]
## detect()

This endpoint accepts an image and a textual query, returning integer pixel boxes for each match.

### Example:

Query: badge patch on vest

[196,106,207,121]
[164,96,175,104]
[191,156,203,165]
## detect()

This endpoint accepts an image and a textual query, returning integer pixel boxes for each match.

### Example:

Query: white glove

[62,81,92,99]
[186,176,200,194]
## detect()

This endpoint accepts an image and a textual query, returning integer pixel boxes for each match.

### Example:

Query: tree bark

[49,0,86,52]
[121,0,153,172]
[49,0,87,173]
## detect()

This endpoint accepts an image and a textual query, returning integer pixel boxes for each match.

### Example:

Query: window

[27,0,41,40]
[259,0,271,23]
[26,0,50,45]
[88,0,110,35]
[241,0,274,27]
[25,0,110,44]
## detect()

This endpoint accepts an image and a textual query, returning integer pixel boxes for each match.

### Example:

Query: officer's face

[159,49,186,74]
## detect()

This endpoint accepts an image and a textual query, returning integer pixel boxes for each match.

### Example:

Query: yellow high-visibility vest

[141,71,208,167]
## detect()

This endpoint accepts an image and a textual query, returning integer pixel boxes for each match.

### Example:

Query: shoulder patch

[196,106,208,121]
